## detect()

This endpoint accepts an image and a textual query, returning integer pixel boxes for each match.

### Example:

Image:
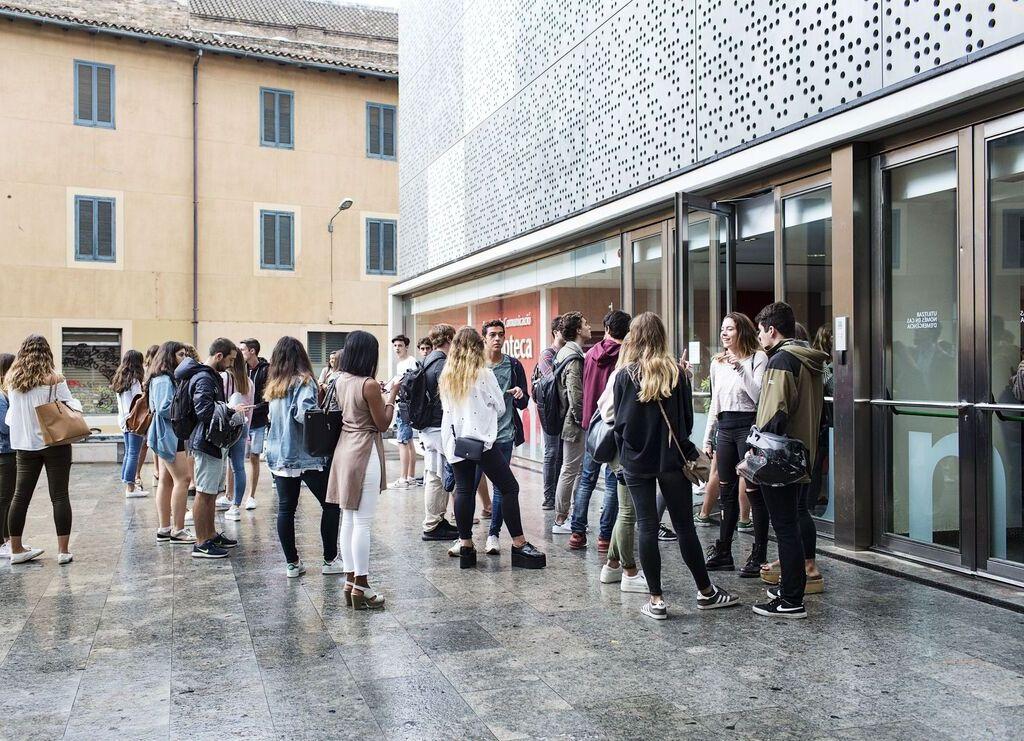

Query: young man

[569,310,630,550]
[240,339,269,511]
[537,317,565,511]
[176,338,240,559]
[418,324,459,541]
[416,337,432,359]
[552,311,591,533]
[750,301,828,619]
[388,335,420,489]
[479,319,529,555]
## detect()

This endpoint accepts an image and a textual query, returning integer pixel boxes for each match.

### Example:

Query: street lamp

[328,197,354,323]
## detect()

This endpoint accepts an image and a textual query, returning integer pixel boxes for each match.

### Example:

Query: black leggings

[0,452,15,542]
[715,414,755,547]
[273,469,339,564]
[452,446,523,540]
[623,469,711,596]
[8,445,73,538]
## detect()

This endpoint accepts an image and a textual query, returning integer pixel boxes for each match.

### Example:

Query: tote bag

[36,385,91,446]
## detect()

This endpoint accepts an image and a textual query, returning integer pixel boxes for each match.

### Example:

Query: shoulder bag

[452,425,484,461]
[36,384,92,447]
[585,409,616,464]
[125,391,152,435]
[657,399,711,485]
[304,378,343,458]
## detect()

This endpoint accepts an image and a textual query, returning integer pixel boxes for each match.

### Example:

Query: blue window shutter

[367,105,381,156]
[76,62,93,123]
[261,90,276,144]
[382,106,395,157]
[279,213,294,267]
[381,221,396,274]
[76,197,93,259]
[279,93,293,147]
[367,220,381,273]
[96,199,114,260]
[95,65,113,125]
[261,211,277,267]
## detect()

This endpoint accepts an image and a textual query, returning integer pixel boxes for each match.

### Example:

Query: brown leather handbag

[35,385,92,446]
[126,391,152,435]
[657,399,712,485]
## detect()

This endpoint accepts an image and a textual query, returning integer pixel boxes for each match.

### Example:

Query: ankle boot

[739,545,767,578]
[704,540,734,571]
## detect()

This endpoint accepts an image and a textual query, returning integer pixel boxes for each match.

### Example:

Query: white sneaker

[322,556,345,575]
[641,600,668,620]
[224,506,241,522]
[169,528,197,544]
[215,496,231,511]
[286,561,306,578]
[58,552,74,565]
[184,509,194,526]
[551,520,572,534]
[389,478,410,490]
[485,535,499,555]
[621,571,650,593]
[599,563,623,583]
[245,498,257,511]
[125,487,148,499]
[10,547,44,564]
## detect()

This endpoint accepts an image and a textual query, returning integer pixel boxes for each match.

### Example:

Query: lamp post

[327,197,354,324]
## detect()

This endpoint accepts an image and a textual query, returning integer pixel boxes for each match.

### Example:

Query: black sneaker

[766,586,781,600]
[658,525,677,541]
[704,540,734,571]
[156,529,172,543]
[541,499,555,511]
[422,519,459,541]
[752,596,807,619]
[697,585,740,610]
[192,540,229,559]
[739,549,766,578]
[211,532,238,549]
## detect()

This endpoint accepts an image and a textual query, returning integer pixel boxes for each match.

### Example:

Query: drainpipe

[192,50,203,347]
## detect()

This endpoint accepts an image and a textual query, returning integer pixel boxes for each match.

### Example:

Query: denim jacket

[0,391,11,455]
[147,375,179,462]
[265,378,326,472]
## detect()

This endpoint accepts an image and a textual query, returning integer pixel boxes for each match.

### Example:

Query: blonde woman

[4,335,83,564]
[612,314,737,620]
[702,312,768,575]
[440,327,545,570]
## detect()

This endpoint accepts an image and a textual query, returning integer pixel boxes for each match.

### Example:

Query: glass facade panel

[736,193,775,319]
[633,234,662,316]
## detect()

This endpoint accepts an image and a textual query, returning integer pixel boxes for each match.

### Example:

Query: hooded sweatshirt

[755,339,830,482]
[174,357,226,459]
[581,337,622,430]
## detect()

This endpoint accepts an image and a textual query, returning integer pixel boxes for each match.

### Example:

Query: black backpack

[533,353,581,436]
[401,355,443,430]
[170,376,198,441]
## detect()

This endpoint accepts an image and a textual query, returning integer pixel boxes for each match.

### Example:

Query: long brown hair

[227,347,251,396]
[439,327,485,404]
[0,353,15,394]
[145,341,185,388]
[714,312,759,361]
[620,313,678,403]
[111,349,145,393]
[264,336,315,400]
[6,335,59,393]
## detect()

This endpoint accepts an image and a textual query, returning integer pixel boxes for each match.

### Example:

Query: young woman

[146,341,195,544]
[222,351,254,521]
[0,353,19,560]
[702,312,768,575]
[137,344,159,490]
[4,335,82,564]
[613,313,737,620]
[439,327,545,570]
[265,337,343,578]
[112,349,147,499]
[597,336,648,593]
[327,331,397,609]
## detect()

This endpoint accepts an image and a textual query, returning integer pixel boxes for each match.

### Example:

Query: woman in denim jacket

[146,341,195,545]
[264,336,343,579]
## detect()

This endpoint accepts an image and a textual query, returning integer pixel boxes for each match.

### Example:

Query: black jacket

[422,349,447,428]
[175,357,225,459]
[506,356,529,447]
[613,364,698,477]
[248,358,270,429]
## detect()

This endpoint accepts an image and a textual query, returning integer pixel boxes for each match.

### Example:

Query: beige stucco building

[0,0,398,424]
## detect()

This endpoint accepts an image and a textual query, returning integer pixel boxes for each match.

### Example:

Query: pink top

[222,372,255,426]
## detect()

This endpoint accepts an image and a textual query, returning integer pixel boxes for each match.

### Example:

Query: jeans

[472,439,514,537]
[623,469,710,597]
[714,415,756,548]
[798,483,817,559]
[542,431,564,505]
[762,482,807,603]
[121,432,143,484]
[273,468,339,565]
[0,452,15,542]
[229,424,249,506]
[8,445,73,538]
[453,446,523,540]
[340,457,380,577]
[554,435,585,520]
[605,470,636,569]
[570,447,619,538]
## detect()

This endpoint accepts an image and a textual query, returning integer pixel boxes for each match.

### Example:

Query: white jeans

[339,454,380,577]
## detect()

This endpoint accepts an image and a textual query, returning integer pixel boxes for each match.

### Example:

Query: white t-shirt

[389,355,418,390]
[5,381,84,451]
[440,367,505,463]
[116,380,142,432]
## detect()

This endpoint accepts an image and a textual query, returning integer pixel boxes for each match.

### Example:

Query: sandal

[481,508,492,518]
[346,581,385,610]
[343,574,355,606]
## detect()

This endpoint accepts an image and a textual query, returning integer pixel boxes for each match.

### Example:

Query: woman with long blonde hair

[4,334,83,564]
[612,313,737,620]
[439,327,545,570]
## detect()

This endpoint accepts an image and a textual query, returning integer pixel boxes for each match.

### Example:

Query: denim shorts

[248,425,267,455]
[193,450,226,495]
[396,411,413,444]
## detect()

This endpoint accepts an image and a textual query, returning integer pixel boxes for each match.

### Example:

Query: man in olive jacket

[552,311,590,532]
[750,302,829,620]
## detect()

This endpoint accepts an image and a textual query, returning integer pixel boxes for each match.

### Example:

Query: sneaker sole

[751,605,807,619]
[287,570,306,578]
[739,569,762,578]
[169,540,197,545]
[641,609,667,621]
[697,597,740,610]
[191,551,229,559]
[705,563,735,571]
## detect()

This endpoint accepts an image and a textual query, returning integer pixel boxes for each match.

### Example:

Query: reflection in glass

[884,151,960,549]
[736,193,775,320]
[988,130,1024,564]
[633,233,663,316]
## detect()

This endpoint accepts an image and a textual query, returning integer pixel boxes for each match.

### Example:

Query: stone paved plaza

[3,457,1024,740]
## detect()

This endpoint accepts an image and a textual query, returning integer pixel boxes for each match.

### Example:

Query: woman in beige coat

[326,331,398,610]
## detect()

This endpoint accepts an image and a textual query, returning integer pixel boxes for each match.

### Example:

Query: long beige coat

[326,373,386,509]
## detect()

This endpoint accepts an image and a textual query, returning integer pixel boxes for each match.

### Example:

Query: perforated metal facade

[399,0,1024,280]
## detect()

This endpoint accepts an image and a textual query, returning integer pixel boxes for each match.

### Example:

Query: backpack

[533,353,581,436]
[401,355,443,430]
[170,377,198,441]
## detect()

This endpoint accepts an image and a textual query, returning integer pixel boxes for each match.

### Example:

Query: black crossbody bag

[304,378,343,457]
[452,425,485,461]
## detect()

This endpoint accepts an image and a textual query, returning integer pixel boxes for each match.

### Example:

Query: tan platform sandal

[347,581,385,610]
